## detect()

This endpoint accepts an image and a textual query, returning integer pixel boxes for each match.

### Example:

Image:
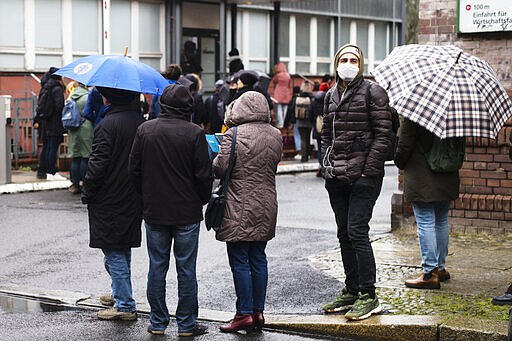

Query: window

[279,14,290,58]
[295,15,310,57]
[72,0,99,53]
[110,0,131,54]
[139,2,160,53]
[248,12,267,59]
[374,21,388,62]
[317,16,332,76]
[0,0,24,47]
[35,0,62,49]
[245,11,268,70]
[317,17,330,58]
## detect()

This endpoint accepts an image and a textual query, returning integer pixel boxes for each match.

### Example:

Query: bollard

[0,95,12,184]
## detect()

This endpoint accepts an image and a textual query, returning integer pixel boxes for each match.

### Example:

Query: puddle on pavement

[0,294,75,314]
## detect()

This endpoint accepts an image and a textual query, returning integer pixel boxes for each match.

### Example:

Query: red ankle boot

[220,314,254,333]
[252,311,265,330]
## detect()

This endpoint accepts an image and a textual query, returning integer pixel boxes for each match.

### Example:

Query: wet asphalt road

[0,168,397,339]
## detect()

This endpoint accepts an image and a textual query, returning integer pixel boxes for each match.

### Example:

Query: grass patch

[377,288,510,321]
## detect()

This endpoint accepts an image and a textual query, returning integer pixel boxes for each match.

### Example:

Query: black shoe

[178,323,208,337]
[36,173,47,180]
[147,325,165,335]
[492,293,512,305]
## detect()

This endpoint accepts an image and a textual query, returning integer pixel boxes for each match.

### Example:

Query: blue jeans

[102,248,136,312]
[146,222,200,333]
[39,135,62,175]
[71,157,88,186]
[293,124,301,151]
[325,176,383,297]
[275,103,287,128]
[412,201,450,274]
[226,241,268,314]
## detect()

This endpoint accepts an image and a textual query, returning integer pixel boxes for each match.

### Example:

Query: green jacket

[67,86,94,158]
[394,118,459,203]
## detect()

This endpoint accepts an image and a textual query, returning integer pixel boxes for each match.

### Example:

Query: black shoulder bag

[205,126,237,232]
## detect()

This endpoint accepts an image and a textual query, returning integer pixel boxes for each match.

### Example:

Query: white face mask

[337,63,359,82]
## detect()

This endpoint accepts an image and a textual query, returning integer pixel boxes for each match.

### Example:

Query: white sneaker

[46,173,67,181]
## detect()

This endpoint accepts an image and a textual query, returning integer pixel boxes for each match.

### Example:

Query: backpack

[61,99,83,131]
[365,84,400,161]
[36,86,53,118]
[421,137,466,173]
[295,96,311,120]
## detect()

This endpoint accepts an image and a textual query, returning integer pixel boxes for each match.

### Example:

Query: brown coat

[394,118,460,203]
[213,91,283,242]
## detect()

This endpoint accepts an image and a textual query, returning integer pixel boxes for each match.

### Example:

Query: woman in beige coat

[213,91,282,333]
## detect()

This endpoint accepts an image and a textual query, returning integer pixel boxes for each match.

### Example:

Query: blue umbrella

[54,54,169,95]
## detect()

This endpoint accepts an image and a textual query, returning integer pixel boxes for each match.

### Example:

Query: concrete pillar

[0,96,12,184]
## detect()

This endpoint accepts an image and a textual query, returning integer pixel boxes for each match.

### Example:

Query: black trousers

[325,176,383,297]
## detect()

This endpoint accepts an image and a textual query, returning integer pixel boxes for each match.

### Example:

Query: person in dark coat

[81,86,145,321]
[204,80,225,134]
[148,64,181,120]
[129,84,212,337]
[184,73,207,127]
[228,48,244,75]
[33,67,66,180]
[82,87,105,128]
[321,44,392,320]
[213,91,282,333]
[181,41,203,75]
[395,118,460,290]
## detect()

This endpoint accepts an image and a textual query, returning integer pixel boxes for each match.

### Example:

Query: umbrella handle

[124,47,128,56]
[455,52,462,64]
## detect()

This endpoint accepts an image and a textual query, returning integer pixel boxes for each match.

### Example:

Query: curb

[0,286,507,341]
[0,180,71,194]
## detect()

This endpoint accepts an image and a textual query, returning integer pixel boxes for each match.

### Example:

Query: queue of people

[31,42,512,337]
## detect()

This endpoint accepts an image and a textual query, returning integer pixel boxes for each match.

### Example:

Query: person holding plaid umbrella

[394,119,459,289]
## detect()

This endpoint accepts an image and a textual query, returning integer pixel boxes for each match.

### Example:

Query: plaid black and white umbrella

[371,44,512,139]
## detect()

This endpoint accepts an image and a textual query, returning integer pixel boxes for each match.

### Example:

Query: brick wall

[392,0,512,234]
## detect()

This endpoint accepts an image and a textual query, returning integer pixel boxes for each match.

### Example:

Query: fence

[11,96,38,168]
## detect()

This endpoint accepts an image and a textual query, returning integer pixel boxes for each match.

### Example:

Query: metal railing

[11,96,38,168]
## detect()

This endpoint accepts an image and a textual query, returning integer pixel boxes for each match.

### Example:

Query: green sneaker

[322,288,359,313]
[344,293,382,321]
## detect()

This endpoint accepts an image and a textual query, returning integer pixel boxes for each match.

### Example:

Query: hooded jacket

[129,84,213,225]
[321,44,392,183]
[270,62,292,104]
[213,91,283,242]
[67,86,94,158]
[35,68,66,137]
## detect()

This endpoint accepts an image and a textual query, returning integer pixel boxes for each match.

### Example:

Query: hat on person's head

[159,83,193,117]
[338,45,360,60]
[49,67,62,80]
[215,79,224,88]
[97,86,138,105]
[228,48,240,57]
[238,72,257,87]
[319,82,330,92]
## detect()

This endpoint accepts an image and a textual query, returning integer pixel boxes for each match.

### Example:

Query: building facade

[0,0,405,94]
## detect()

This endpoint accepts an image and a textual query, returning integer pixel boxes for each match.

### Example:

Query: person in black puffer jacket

[320,44,392,321]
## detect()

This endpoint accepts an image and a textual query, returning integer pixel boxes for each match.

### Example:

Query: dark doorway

[182,28,219,92]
